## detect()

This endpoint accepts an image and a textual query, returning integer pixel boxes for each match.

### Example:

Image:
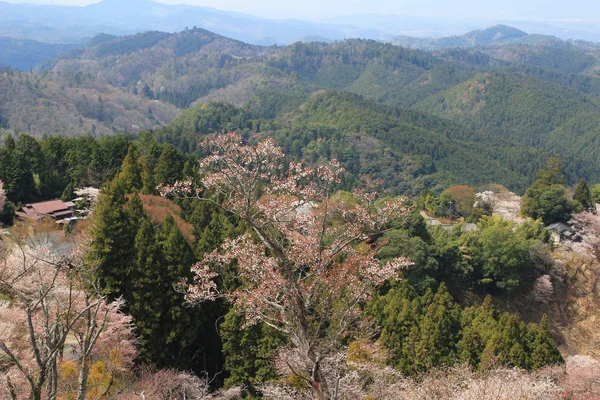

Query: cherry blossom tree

[160,132,411,400]
[0,228,134,400]
[569,211,600,261]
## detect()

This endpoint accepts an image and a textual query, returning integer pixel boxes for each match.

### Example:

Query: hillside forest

[0,24,600,400]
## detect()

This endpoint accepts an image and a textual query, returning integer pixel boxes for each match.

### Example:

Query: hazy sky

[3,0,599,21]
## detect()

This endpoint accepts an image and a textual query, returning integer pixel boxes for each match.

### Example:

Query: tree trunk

[310,363,331,400]
[76,355,90,400]
[47,359,58,400]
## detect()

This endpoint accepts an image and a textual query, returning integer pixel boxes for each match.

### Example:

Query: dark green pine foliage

[88,181,136,299]
[154,144,184,186]
[457,295,499,367]
[129,213,166,362]
[118,145,142,192]
[220,308,284,395]
[373,282,563,374]
[480,313,530,369]
[378,281,420,372]
[188,200,241,257]
[127,196,202,368]
[138,155,156,195]
[529,314,564,369]
[414,283,462,372]
[61,180,77,202]
[0,135,38,203]
[573,178,594,211]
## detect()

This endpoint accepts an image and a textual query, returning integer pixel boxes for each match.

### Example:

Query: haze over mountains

[1,0,600,48]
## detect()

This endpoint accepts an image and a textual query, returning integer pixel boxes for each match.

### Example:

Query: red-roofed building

[16,200,77,221]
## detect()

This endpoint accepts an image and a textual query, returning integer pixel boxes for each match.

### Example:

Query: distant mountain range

[1,0,599,48]
[0,0,387,45]
[2,25,600,192]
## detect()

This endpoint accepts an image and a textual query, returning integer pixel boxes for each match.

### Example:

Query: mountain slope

[0,37,82,71]
[156,91,559,194]
[46,31,477,110]
[392,25,529,49]
[413,73,600,182]
[0,69,179,137]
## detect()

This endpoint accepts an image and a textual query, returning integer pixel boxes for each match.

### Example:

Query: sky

[3,0,599,21]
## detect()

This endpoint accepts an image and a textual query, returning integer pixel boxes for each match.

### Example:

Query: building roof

[17,199,76,220]
[546,222,573,237]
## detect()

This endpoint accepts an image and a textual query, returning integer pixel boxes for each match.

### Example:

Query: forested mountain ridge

[154,92,559,195]
[413,73,600,182]
[0,69,179,136]
[0,26,599,190]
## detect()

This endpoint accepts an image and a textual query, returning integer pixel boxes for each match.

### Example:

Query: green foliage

[89,187,223,373]
[117,145,142,192]
[220,308,284,394]
[0,200,15,226]
[464,217,551,294]
[371,284,563,375]
[521,158,577,224]
[574,179,594,211]
[591,183,600,204]
[154,144,184,186]
[61,181,76,202]
[0,135,38,203]
[379,213,551,296]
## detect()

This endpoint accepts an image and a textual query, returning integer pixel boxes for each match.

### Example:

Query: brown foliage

[137,194,195,245]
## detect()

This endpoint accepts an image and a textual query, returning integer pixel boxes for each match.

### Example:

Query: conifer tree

[574,178,594,211]
[414,283,461,371]
[154,144,183,186]
[457,295,498,368]
[88,180,136,298]
[481,313,529,369]
[529,314,564,369]
[220,307,284,394]
[130,216,167,363]
[117,145,142,192]
[139,155,156,195]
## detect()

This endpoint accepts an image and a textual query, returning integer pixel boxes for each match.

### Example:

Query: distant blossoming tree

[0,229,135,400]
[0,180,5,211]
[160,132,411,400]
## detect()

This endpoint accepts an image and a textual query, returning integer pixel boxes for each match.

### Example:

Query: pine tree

[117,145,142,192]
[88,181,136,299]
[61,181,76,202]
[379,281,419,368]
[481,313,530,369]
[414,283,461,371]
[154,144,183,186]
[574,178,593,211]
[139,155,156,195]
[528,314,564,369]
[130,216,166,363]
[457,295,499,368]
[220,307,283,394]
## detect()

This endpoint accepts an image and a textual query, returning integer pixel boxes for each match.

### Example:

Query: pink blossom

[161,132,412,399]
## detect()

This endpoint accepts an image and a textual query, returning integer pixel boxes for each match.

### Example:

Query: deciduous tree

[160,132,411,400]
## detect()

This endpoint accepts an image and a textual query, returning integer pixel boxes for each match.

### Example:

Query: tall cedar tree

[154,144,184,186]
[574,178,594,211]
[118,145,142,192]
